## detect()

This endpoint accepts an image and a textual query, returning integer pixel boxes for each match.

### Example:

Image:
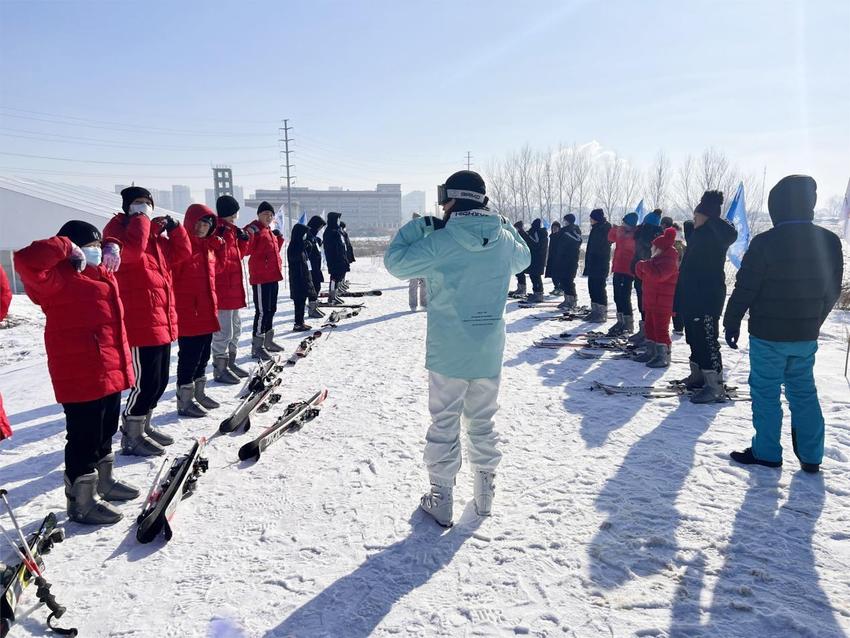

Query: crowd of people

[5,187,357,525]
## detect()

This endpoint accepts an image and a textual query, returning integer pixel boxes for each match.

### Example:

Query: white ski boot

[420,483,453,527]
[473,471,496,516]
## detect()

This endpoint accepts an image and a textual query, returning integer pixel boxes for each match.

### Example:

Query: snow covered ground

[1,256,849,637]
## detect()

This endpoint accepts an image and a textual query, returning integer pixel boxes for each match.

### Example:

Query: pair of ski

[319,289,382,298]
[136,389,329,544]
[533,335,631,350]
[323,307,361,327]
[590,380,749,400]
[0,492,75,636]
[531,308,594,321]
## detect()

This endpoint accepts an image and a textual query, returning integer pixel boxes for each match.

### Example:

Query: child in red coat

[0,267,12,441]
[634,227,680,368]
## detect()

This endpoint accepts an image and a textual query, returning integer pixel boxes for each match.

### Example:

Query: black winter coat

[545,230,562,278]
[583,221,612,278]
[341,228,356,264]
[675,217,738,318]
[287,224,318,300]
[525,221,549,277]
[630,223,662,277]
[555,224,582,281]
[322,212,350,278]
[305,232,324,285]
[724,222,843,342]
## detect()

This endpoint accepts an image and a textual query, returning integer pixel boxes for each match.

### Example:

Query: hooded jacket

[384,209,531,379]
[545,227,562,279]
[213,217,248,310]
[554,223,582,281]
[724,175,843,341]
[103,211,192,347]
[14,236,134,403]
[323,212,350,277]
[525,219,549,276]
[583,220,613,278]
[243,217,284,286]
[635,228,680,316]
[173,204,222,337]
[306,216,326,286]
[287,224,318,300]
[675,216,738,318]
[608,224,637,275]
[341,223,356,264]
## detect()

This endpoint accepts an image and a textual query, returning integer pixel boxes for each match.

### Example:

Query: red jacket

[14,237,134,404]
[0,267,11,440]
[173,205,222,337]
[608,225,636,275]
[243,220,284,286]
[635,231,679,316]
[214,219,248,310]
[103,213,192,347]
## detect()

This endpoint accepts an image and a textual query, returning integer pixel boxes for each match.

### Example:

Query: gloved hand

[69,243,87,272]
[216,225,228,237]
[102,242,121,273]
[272,229,283,238]
[236,228,250,241]
[152,215,178,233]
[725,326,740,350]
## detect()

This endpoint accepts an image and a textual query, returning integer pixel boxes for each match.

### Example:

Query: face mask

[82,246,102,267]
[129,203,152,216]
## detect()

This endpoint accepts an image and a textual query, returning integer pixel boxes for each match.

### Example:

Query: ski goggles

[437,184,487,206]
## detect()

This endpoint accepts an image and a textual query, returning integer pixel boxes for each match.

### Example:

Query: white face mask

[82,246,102,267]
[129,203,152,216]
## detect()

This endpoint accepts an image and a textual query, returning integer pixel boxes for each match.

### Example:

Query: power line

[466,151,473,170]
[279,119,295,231]
[0,150,276,167]
[0,128,279,151]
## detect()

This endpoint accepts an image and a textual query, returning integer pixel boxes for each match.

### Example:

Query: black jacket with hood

[675,215,738,318]
[555,223,582,281]
[287,223,318,300]
[583,219,612,278]
[322,212,350,277]
[306,215,326,286]
[525,219,549,276]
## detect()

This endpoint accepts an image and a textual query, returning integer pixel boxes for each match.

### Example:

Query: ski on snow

[238,389,329,462]
[316,302,365,309]
[589,380,749,400]
[319,290,382,298]
[322,307,361,327]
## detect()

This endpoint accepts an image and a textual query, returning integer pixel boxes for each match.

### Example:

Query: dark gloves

[725,325,740,349]
[152,215,179,233]
[272,229,283,238]
[236,228,250,241]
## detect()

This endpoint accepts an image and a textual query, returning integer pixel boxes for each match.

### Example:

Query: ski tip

[237,442,260,462]
[219,418,235,433]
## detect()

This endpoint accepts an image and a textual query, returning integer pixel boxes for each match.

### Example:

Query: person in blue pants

[723,175,843,472]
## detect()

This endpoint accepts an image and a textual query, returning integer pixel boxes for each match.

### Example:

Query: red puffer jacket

[243,220,284,286]
[0,267,11,440]
[635,229,679,316]
[13,237,134,404]
[608,225,637,275]
[214,219,248,310]
[103,213,192,347]
[173,205,222,337]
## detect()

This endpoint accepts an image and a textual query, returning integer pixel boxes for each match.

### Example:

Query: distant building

[213,166,233,200]
[154,189,173,210]
[171,185,193,214]
[402,190,427,218]
[205,189,216,208]
[246,184,402,232]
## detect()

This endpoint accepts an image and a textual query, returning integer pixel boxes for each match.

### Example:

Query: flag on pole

[841,177,850,243]
[726,182,750,269]
[635,199,647,223]
[297,211,307,226]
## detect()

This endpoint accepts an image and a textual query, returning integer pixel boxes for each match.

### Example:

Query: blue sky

[1,0,848,209]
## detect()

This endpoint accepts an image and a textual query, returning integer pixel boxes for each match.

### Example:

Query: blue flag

[726,182,750,269]
[297,211,307,226]
[635,199,647,223]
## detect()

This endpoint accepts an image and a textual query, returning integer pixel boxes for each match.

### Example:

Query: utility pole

[465,151,473,171]
[278,119,295,232]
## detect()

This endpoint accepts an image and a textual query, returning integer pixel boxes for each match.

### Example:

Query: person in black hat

[306,215,327,318]
[509,221,532,297]
[555,213,583,310]
[583,209,612,322]
[322,212,350,304]
[725,175,843,471]
[525,218,549,303]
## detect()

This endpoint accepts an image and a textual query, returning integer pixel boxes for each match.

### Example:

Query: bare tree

[485,157,509,216]
[554,143,573,219]
[516,144,535,220]
[647,150,670,212]
[594,154,624,218]
[675,155,699,216]
[621,164,643,217]
[570,144,593,225]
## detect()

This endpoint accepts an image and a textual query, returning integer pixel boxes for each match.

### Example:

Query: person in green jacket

[384,170,531,526]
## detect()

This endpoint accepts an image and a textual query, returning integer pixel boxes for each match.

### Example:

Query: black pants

[253,282,279,336]
[685,315,723,373]
[635,279,645,319]
[293,295,306,326]
[515,273,527,289]
[561,276,577,297]
[612,273,634,315]
[177,334,212,386]
[124,343,171,417]
[310,271,323,295]
[588,276,607,305]
[529,273,543,294]
[672,313,684,332]
[63,392,121,482]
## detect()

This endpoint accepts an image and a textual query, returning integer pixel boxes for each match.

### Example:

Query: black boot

[730,448,782,468]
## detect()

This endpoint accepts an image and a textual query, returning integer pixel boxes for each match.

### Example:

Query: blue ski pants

[749,337,825,465]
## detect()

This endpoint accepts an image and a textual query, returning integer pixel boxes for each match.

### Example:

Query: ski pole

[0,520,40,576]
[0,490,41,575]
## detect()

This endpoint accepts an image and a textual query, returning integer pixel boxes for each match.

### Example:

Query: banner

[635,199,647,223]
[726,182,750,269]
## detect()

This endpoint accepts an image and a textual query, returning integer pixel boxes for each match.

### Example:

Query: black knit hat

[216,195,240,218]
[57,220,102,247]
[120,186,153,213]
[695,191,724,218]
[307,215,326,232]
[564,213,576,224]
[443,170,487,212]
[257,201,274,215]
[590,208,605,223]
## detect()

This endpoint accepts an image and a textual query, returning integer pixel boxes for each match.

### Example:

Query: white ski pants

[408,278,427,309]
[211,309,241,356]
[424,371,502,486]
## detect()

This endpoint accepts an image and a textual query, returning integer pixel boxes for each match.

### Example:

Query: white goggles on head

[437,184,487,206]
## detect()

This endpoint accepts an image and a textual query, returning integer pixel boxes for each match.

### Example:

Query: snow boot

[95,453,140,502]
[143,410,173,447]
[551,287,563,296]
[558,294,577,310]
[121,414,165,457]
[791,429,820,474]
[65,472,122,525]
[527,290,544,303]
[509,282,527,298]
[606,313,625,336]
[228,346,249,378]
[690,370,727,404]
[633,341,657,363]
[678,362,705,390]
[307,300,325,319]
[473,471,496,517]
[622,314,634,337]
[588,303,607,323]
[293,323,312,332]
[646,343,670,368]
[628,320,646,346]
[177,384,206,418]
[193,378,220,410]
[730,447,782,469]
[264,328,285,353]
[420,483,453,527]
[252,334,272,361]
[213,354,241,385]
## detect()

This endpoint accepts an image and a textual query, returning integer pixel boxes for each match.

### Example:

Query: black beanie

[257,201,274,215]
[768,175,817,224]
[590,208,605,223]
[564,213,576,224]
[216,195,240,218]
[120,186,153,213]
[58,220,102,247]
[444,170,487,212]
[695,191,724,218]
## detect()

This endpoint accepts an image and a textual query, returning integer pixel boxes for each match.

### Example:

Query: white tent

[0,176,182,293]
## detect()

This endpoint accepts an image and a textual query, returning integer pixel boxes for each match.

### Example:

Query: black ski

[320,290,381,298]
[322,307,361,327]
[286,331,322,365]
[219,357,285,433]
[238,389,328,462]
[316,302,365,309]
[136,439,209,544]
[590,380,748,400]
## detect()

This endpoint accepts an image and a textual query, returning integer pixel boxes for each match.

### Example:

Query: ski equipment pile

[238,389,329,462]
[320,289,382,298]
[323,307,361,327]
[219,357,286,433]
[589,380,749,400]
